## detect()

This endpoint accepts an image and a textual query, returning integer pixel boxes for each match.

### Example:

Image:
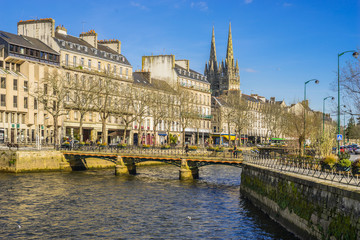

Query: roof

[174,64,209,83]
[241,94,260,103]
[133,72,176,93]
[54,32,131,66]
[0,30,59,55]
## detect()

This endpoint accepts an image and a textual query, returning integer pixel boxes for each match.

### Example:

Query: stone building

[17,18,133,143]
[142,55,212,144]
[0,29,60,143]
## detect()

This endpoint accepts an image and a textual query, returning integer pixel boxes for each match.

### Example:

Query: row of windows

[64,54,129,77]
[9,44,59,62]
[0,112,26,124]
[0,95,30,109]
[0,77,28,91]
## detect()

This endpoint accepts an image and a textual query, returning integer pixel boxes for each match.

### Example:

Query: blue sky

[0,0,359,113]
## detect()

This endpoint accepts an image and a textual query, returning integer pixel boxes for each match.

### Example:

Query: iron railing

[243,151,360,187]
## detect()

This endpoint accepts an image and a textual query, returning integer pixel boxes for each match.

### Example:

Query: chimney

[17,18,55,45]
[79,30,98,48]
[98,39,121,54]
[55,25,67,35]
[270,97,275,102]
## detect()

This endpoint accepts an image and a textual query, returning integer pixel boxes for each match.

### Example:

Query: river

[0,165,297,239]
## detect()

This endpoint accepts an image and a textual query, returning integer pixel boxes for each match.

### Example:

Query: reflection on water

[0,165,297,239]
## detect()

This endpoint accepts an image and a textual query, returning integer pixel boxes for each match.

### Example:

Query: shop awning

[223,135,237,141]
[158,133,167,136]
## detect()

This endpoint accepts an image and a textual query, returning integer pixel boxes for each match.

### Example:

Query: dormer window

[77,45,80,50]
[61,41,65,47]
[84,46,88,52]
[69,43,73,48]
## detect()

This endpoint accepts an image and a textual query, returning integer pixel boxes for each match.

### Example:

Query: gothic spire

[226,22,234,65]
[209,25,217,65]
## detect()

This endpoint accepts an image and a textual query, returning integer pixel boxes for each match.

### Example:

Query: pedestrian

[185,144,189,156]
[233,145,237,158]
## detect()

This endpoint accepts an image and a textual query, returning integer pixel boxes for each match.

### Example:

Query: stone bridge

[62,152,243,180]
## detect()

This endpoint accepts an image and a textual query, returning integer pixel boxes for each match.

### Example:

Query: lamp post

[304,79,319,154]
[323,96,334,134]
[337,50,359,155]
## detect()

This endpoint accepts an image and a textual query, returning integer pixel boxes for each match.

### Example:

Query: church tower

[205,23,240,96]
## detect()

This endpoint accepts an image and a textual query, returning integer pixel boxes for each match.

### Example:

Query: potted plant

[117,143,127,149]
[100,142,107,148]
[161,145,170,149]
[351,158,360,175]
[215,147,224,152]
[188,146,197,151]
[142,144,150,149]
[320,154,338,170]
[207,146,215,151]
[336,158,351,172]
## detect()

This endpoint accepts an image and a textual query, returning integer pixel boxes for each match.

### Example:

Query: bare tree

[148,90,168,146]
[340,56,360,113]
[67,74,99,142]
[262,102,287,140]
[94,75,119,144]
[35,70,68,147]
[177,85,196,147]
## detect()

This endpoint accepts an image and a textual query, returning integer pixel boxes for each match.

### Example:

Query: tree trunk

[122,122,129,144]
[101,114,107,144]
[182,128,186,148]
[79,113,84,142]
[53,115,58,148]
[228,122,231,147]
[153,124,157,147]
[197,126,199,145]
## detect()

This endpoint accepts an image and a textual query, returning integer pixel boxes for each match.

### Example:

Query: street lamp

[304,79,319,153]
[337,50,358,155]
[323,96,334,134]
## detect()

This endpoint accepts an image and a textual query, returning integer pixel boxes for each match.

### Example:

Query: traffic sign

[337,134,343,141]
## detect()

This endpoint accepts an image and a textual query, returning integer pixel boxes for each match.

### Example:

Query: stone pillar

[179,159,199,180]
[115,156,136,176]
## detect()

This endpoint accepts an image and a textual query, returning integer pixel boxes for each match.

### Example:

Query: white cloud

[130,1,148,10]
[244,0,253,4]
[243,68,257,73]
[190,1,208,11]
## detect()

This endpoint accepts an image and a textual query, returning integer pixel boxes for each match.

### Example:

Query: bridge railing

[62,145,243,160]
[243,151,360,187]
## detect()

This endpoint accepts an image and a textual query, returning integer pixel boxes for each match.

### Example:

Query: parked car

[355,147,360,155]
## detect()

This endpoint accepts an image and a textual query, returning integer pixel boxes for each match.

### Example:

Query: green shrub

[338,158,351,168]
[322,155,338,166]
[339,152,350,160]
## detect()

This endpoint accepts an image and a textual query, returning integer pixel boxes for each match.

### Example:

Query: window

[66,72,70,84]
[89,112,92,121]
[0,94,5,106]
[73,56,77,67]
[126,68,128,76]
[34,98,38,110]
[74,111,78,120]
[113,65,116,74]
[24,81,28,92]
[13,79,17,90]
[22,114,25,124]
[82,76,85,86]
[98,61,101,71]
[107,64,110,73]
[0,78,5,88]
[65,54,69,66]
[5,113,8,123]
[44,84,48,94]
[13,96,17,108]
[24,97,28,108]
[120,67,123,75]
[88,59,91,70]
[80,57,84,66]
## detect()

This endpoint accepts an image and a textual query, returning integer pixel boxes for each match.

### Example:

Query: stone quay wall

[0,150,71,172]
[240,162,360,240]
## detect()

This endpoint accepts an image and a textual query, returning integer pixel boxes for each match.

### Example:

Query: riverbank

[0,150,167,173]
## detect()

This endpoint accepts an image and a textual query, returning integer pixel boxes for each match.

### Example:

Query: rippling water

[0,165,297,239]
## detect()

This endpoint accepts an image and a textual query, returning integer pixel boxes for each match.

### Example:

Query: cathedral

[204,23,240,96]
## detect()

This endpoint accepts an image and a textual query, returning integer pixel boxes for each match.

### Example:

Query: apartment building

[17,18,133,143]
[142,55,212,144]
[0,30,60,143]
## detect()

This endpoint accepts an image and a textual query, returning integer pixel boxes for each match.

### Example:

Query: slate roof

[174,64,209,83]
[133,72,176,93]
[0,30,59,55]
[54,32,131,66]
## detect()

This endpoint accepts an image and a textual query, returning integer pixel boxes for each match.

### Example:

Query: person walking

[185,144,189,156]
[233,145,237,158]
